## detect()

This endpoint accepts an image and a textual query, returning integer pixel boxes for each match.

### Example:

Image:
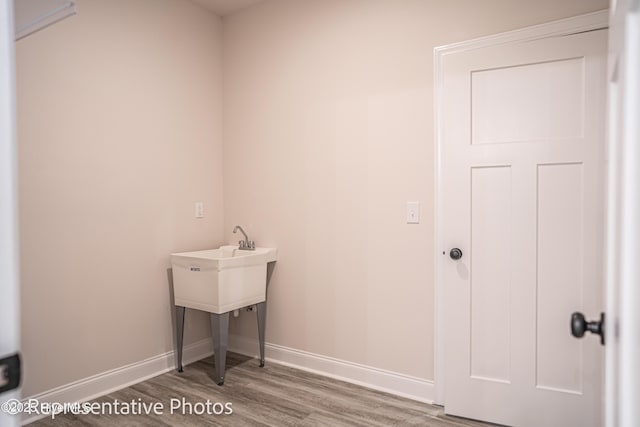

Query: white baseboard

[21,338,213,425]
[228,334,435,404]
[21,335,434,425]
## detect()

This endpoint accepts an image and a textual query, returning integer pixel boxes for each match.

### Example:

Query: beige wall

[17,0,224,396]
[17,0,608,400]
[222,0,608,381]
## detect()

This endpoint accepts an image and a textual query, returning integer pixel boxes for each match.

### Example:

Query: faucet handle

[239,240,246,249]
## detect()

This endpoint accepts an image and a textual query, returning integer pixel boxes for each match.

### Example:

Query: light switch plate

[406,201,420,224]
[195,202,204,218]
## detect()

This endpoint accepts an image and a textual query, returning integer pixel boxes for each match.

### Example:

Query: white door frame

[433,9,610,406]
[606,1,640,425]
[0,0,21,426]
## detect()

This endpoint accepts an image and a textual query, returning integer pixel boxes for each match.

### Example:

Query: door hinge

[0,353,21,394]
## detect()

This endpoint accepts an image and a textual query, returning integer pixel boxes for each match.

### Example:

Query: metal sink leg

[175,305,185,373]
[256,302,266,367]
[211,312,229,385]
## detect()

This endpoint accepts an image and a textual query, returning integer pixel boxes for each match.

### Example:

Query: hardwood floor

[29,352,496,426]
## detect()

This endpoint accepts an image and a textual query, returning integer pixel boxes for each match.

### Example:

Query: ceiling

[190,0,265,16]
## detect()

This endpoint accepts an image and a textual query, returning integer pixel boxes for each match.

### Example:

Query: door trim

[433,9,609,406]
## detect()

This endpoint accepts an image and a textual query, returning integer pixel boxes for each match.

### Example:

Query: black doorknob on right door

[571,312,605,346]
[449,248,463,260]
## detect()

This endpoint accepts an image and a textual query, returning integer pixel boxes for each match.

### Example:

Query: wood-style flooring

[28,352,496,426]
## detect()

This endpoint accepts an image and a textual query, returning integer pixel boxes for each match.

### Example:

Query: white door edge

[607,2,640,425]
[0,0,20,426]
[432,8,610,406]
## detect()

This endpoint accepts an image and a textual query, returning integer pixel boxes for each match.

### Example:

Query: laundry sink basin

[171,246,277,314]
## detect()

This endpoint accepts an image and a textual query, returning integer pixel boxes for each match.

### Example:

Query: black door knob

[450,248,463,260]
[571,312,605,346]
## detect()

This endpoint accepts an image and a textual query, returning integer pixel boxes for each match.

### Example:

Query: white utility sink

[171,245,277,314]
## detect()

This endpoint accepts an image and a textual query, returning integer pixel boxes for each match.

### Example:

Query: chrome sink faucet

[233,225,255,250]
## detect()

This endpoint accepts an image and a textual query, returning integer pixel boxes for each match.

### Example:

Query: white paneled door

[439,18,607,427]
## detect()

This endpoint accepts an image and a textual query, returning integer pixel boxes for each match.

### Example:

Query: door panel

[536,163,583,393]
[471,58,584,144]
[442,28,606,427]
[470,166,512,384]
